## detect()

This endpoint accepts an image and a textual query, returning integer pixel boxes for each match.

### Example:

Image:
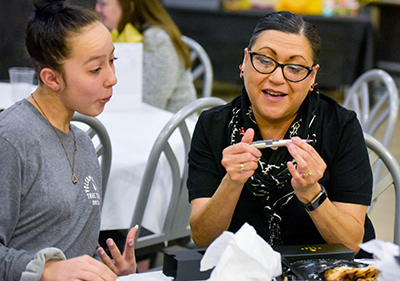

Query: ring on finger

[303,170,312,177]
[240,163,246,173]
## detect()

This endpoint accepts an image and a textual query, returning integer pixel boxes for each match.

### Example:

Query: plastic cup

[8,67,35,102]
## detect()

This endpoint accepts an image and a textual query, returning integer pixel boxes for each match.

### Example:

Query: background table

[166,8,374,91]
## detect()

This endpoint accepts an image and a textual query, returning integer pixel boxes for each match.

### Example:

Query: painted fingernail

[134,224,139,229]
[107,239,114,246]
[98,248,105,255]
[128,239,134,246]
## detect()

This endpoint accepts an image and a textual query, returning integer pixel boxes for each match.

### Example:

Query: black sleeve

[320,108,372,206]
[187,108,230,202]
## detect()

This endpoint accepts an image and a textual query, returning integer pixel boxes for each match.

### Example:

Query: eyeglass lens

[251,53,311,82]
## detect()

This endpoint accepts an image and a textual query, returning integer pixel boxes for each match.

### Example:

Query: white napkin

[200,223,282,281]
[360,239,400,281]
[117,271,173,281]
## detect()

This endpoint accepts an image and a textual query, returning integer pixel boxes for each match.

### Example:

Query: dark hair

[248,11,321,64]
[116,0,191,69]
[26,0,100,81]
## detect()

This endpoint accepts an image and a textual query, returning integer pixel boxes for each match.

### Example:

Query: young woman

[0,0,137,280]
[95,0,197,113]
[187,11,375,258]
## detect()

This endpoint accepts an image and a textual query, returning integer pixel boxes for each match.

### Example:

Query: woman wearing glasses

[187,11,375,257]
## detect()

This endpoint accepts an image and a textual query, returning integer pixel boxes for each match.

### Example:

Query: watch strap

[304,184,327,211]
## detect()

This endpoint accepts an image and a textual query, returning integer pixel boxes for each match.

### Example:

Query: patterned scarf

[228,87,320,245]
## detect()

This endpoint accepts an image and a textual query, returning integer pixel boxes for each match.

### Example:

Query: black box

[163,248,212,281]
[273,243,355,263]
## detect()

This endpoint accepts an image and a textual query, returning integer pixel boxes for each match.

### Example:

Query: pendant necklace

[31,93,78,184]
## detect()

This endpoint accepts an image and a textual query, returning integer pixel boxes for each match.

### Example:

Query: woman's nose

[106,66,118,88]
[268,66,286,84]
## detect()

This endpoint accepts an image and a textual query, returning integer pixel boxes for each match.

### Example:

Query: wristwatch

[304,184,327,211]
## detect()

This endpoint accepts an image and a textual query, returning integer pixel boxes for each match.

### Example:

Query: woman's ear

[242,48,249,70]
[40,68,62,91]
[310,64,320,85]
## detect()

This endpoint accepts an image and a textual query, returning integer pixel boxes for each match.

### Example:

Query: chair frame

[364,133,400,244]
[182,35,214,98]
[131,97,226,249]
[343,69,399,148]
[72,113,112,199]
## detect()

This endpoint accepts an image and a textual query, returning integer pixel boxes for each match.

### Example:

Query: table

[97,100,195,233]
[118,271,172,281]
[166,8,374,90]
[0,82,196,234]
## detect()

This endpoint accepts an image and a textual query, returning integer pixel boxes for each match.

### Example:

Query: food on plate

[324,265,377,281]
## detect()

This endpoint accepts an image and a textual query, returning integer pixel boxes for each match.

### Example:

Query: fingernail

[98,248,105,255]
[128,239,134,246]
[134,224,139,229]
[107,239,114,246]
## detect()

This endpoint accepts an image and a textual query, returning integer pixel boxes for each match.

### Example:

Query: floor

[210,80,399,244]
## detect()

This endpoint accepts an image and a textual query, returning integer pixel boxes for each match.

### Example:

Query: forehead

[67,22,114,62]
[252,30,313,62]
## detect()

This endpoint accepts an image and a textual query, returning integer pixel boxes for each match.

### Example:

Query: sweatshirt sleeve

[0,136,33,281]
[20,248,66,281]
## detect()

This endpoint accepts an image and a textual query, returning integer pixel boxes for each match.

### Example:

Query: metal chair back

[182,35,214,98]
[71,113,112,200]
[132,97,226,249]
[364,133,400,244]
[343,69,399,148]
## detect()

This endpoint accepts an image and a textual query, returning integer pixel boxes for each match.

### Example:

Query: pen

[249,139,313,149]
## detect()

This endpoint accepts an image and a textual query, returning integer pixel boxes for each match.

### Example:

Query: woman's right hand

[41,255,118,281]
[221,128,261,184]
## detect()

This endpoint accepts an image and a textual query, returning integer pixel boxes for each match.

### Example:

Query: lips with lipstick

[263,90,287,97]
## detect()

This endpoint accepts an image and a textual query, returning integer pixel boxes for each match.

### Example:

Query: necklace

[31,93,78,184]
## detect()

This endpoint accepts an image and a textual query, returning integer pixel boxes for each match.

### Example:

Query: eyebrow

[257,46,308,63]
[84,47,116,65]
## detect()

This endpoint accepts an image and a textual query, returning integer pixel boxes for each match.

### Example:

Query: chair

[343,69,399,148]
[71,113,112,199]
[182,35,214,98]
[131,97,226,250]
[364,133,400,244]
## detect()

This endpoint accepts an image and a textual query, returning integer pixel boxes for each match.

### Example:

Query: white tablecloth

[97,100,195,233]
[118,271,172,281]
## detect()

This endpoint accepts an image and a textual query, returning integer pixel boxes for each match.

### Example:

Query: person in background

[187,11,375,258]
[95,0,197,113]
[0,0,137,280]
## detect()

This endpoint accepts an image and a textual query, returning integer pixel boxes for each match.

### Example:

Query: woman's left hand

[286,136,327,204]
[97,226,138,276]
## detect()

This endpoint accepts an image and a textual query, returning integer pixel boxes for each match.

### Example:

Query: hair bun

[32,0,66,17]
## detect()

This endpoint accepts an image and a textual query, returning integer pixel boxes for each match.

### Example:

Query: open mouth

[102,96,112,103]
[262,90,287,97]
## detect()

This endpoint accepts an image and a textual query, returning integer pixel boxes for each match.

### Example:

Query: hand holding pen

[249,139,313,149]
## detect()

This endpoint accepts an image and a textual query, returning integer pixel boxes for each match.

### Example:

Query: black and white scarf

[228,87,320,245]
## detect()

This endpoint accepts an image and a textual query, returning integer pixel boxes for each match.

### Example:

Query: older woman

[187,11,374,258]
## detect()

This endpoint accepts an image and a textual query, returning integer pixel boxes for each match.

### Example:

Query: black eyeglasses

[249,51,314,82]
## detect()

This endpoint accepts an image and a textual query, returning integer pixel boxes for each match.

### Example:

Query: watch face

[305,186,327,211]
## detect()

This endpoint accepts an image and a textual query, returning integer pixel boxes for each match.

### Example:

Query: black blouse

[187,92,375,257]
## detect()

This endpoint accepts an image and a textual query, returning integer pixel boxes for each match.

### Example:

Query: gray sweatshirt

[142,27,197,113]
[0,99,102,281]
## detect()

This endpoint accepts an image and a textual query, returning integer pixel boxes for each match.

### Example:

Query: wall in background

[0,0,95,81]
